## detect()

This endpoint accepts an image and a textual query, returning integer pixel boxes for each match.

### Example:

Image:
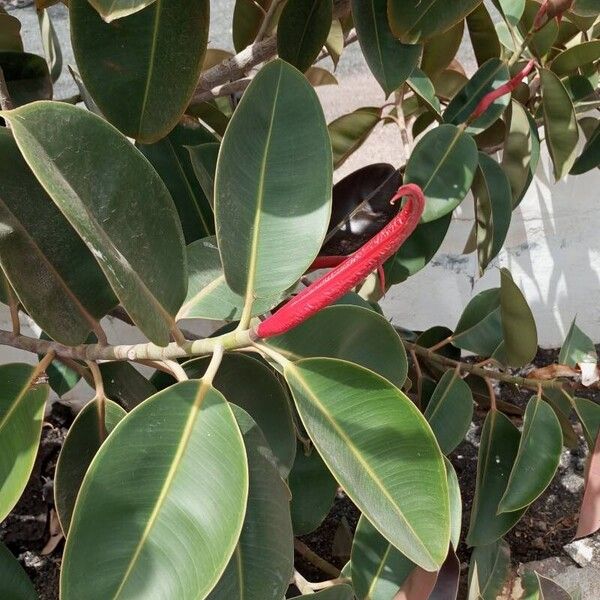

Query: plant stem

[254,0,284,42]
[294,539,341,578]
[403,340,566,391]
[86,360,107,439]
[6,286,20,337]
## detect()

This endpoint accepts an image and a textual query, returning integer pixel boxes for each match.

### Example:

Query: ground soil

[1,349,596,599]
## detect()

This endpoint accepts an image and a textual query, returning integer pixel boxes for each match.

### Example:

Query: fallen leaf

[41,509,63,555]
[529,364,578,380]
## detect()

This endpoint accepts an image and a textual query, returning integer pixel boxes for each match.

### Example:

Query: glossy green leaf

[384,213,451,285]
[207,406,293,600]
[61,380,249,600]
[540,68,579,179]
[0,127,117,345]
[55,398,126,533]
[187,142,220,208]
[285,358,450,570]
[405,124,479,222]
[407,68,442,115]
[425,370,474,454]
[138,119,216,244]
[444,58,511,134]
[177,237,281,322]
[232,0,270,52]
[3,102,187,346]
[493,0,526,25]
[473,153,513,272]
[189,100,230,137]
[0,51,51,106]
[37,9,62,83]
[277,0,332,73]
[559,318,597,367]
[388,0,484,44]
[453,288,503,356]
[522,571,572,600]
[351,515,414,600]
[571,120,600,175]
[70,0,209,142]
[467,539,511,600]
[502,100,540,206]
[329,106,381,168]
[0,541,36,600]
[88,0,158,21]
[99,362,157,411]
[182,353,296,477]
[551,41,600,76]
[467,3,501,66]
[500,268,537,367]
[352,0,420,96]
[0,11,23,52]
[291,585,354,600]
[216,59,332,307]
[573,397,600,448]
[573,0,600,17]
[421,21,464,78]
[289,445,338,535]
[467,410,525,546]
[498,398,561,513]
[266,304,408,387]
[445,458,462,549]
[0,363,49,522]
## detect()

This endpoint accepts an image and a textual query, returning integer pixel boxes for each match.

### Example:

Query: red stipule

[254,184,426,339]
[534,0,573,30]
[469,59,536,122]
[309,256,387,295]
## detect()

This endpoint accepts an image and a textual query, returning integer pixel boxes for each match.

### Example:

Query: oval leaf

[207,406,294,600]
[0,363,49,522]
[425,370,474,454]
[54,398,126,533]
[284,358,450,570]
[3,101,187,346]
[216,59,332,305]
[571,120,600,175]
[70,0,209,142]
[277,0,333,73]
[404,124,479,222]
[0,51,51,106]
[266,304,408,387]
[467,410,525,547]
[0,127,117,345]
[60,381,249,600]
[187,142,220,207]
[329,106,381,168]
[551,40,600,76]
[468,539,511,600]
[388,0,483,44]
[0,541,36,600]
[0,12,23,53]
[352,0,421,96]
[289,446,338,535]
[498,398,562,513]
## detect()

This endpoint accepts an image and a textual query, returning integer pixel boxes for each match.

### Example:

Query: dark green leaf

[467,3,501,66]
[467,539,511,600]
[0,541,36,600]
[329,106,381,168]
[573,0,600,17]
[351,515,414,600]
[3,102,187,346]
[266,304,408,387]
[407,68,442,115]
[285,358,450,570]
[571,120,600,175]
[499,398,562,513]
[0,11,23,52]
[0,363,49,522]
[421,21,464,78]
[467,410,525,546]
[182,353,296,477]
[138,119,216,243]
[207,406,294,600]
[0,128,117,345]
[551,40,600,76]
[54,398,126,533]
[70,0,209,142]
[0,51,51,106]
[352,0,421,96]
[187,142,220,208]
[573,397,600,448]
[215,60,332,307]
[277,0,333,73]
[522,571,573,599]
[520,1,558,58]
[98,362,157,411]
[405,124,479,222]
[233,0,270,52]
[61,381,249,600]
[388,0,484,44]
[425,370,474,454]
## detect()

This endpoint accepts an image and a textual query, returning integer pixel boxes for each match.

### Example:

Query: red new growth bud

[255,184,426,339]
[469,60,536,121]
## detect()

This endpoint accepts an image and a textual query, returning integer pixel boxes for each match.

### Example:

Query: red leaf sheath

[470,60,536,121]
[255,184,425,339]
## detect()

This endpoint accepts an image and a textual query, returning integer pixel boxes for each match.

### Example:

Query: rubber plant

[0,0,598,598]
